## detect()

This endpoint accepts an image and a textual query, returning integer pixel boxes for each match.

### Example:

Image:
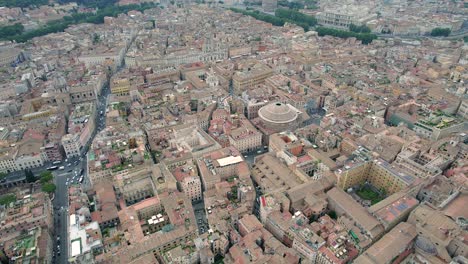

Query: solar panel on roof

[396,203,408,211]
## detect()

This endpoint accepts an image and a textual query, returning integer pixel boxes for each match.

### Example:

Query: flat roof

[71,239,81,257]
[70,214,76,226]
[216,156,243,167]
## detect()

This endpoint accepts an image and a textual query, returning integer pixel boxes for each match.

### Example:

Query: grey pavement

[51,84,109,264]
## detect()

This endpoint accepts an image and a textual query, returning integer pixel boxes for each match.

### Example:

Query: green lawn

[356,186,383,205]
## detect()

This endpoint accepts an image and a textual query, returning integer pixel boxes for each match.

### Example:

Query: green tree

[275,8,317,29]
[278,0,304,9]
[316,26,377,44]
[0,23,24,37]
[39,171,53,184]
[25,169,36,183]
[0,0,48,8]
[0,194,16,206]
[92,33,100,44]
[327,210,337,219]
[349,23,371,33]
[2,2,158,42]
[42,183,56,194]
[430,27,451,37]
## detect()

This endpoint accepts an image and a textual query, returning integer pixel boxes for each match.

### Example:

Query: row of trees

[229,8,286,27]
[430,27,451,37]
[275,8,317,31]
[230,8,378,44]
[57,0,117,9]
[349,23,371,33]
[0,23,24,37]
[0,0,47,8]
[2,2,158,43]
[316,26,377,44]
[229,8,317,32]
[278,0,305,10]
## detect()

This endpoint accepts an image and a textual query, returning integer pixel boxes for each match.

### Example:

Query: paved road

[193,201,208,234]
[52,161,81,263]
[51,83,110,263]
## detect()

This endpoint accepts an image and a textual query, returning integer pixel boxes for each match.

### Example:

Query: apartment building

[110,77,130,96]
[326,187,384,241]
[413,114,467,141]
[197,147,250,190]
[0,144,18,174]
[336,159,416,195]
[228,117,262,153]
[62,133,81,158]
[232,63,273,95]
[0,192,53,240]
[354,222,417,264]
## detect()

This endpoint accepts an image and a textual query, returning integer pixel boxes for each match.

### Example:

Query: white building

[15,153,46,171]
[62,133,81,158]
[69,214,102,263]
[0,154,17,173]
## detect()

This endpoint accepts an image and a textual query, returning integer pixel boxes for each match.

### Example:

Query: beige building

[0,192,53,240]
[232,63,273,95]
[62,133,81,158]
[110,77,130,96]
[354,222,417,264]
[0,46,22,66]
[252,153,305,194]
[0,149,17,173]
[180,176,202,201]
[326,187,384,241]
[368,192,419,231]
[407,204,468,263]
[107,192,198,263]
[197,147,250,190]
[228,117,262,153]
[336,159,416,195]
[113,167,156,205]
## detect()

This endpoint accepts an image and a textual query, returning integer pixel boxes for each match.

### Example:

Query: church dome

[258,102,298,124]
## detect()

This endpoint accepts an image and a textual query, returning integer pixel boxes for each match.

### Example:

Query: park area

[356,185,384,205]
